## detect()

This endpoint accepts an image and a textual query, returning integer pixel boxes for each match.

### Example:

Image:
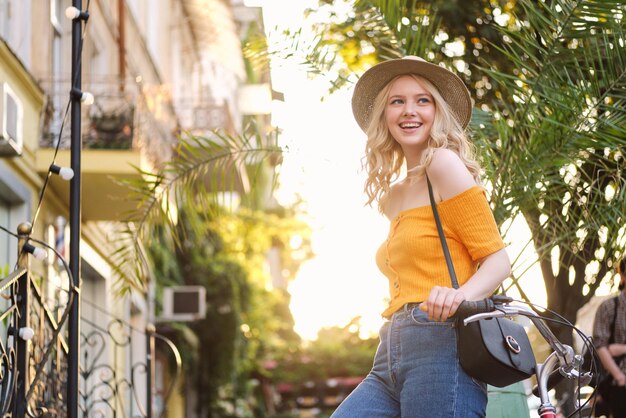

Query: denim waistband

[388,302,422,319]
[385,302,422,322]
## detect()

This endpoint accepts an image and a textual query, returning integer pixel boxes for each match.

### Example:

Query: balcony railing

[38,77,237,166]
[38,78,178,166]
[84,104,135,149]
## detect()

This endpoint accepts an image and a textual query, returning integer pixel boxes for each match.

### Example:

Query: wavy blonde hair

[362,74,481,213]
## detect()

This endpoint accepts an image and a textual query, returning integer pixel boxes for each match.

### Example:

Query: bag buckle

[506,335,521,354]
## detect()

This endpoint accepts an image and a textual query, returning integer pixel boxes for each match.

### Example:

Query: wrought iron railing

[0,267,24,416]
[37,78,179,166]
[79,306,182,417]
[24,277,71,417]
[0,224,181,417]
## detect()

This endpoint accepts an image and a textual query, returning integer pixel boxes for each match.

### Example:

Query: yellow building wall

[0,41,44,159]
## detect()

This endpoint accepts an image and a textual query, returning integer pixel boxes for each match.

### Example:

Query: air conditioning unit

[161,286,207,321]
[0,82,23,156]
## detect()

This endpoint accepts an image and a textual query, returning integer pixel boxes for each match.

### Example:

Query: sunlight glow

[261,1,390,340]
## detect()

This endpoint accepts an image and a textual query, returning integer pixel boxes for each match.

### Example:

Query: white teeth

[400,122,421,128]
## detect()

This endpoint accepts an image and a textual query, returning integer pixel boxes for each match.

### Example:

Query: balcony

[36,83,165,222]
[85,105,135,150]
[35,146,144,222]
[36,79,247,221]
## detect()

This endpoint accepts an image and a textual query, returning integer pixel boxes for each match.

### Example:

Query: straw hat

[351,56,472,132]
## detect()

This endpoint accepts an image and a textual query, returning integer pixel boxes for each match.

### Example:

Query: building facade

[0,0,274,416]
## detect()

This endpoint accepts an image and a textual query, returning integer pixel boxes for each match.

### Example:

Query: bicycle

[454,296,596,418]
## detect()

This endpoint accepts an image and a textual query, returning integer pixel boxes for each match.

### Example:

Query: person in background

[330,56,511,418]
[592,256,626,418]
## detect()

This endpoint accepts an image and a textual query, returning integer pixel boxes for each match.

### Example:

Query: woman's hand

[420,286,466,321]
[612,369,626,387]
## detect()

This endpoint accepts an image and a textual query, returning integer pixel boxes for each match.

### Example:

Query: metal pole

[68,0,83,416]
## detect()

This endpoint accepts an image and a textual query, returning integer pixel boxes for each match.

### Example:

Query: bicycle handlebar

[450,299,495,318]
[531,368,567,397]
[451,294,514,319]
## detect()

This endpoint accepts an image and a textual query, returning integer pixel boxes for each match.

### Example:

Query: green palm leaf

[473,0,626,316]
[245,0,441,95]
[112,128,282,295]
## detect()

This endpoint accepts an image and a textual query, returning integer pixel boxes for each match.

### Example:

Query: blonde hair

[362,74,481,213]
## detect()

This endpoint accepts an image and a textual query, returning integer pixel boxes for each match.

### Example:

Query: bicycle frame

[463,305,592,418]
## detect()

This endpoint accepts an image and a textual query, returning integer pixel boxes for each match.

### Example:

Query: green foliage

[267,319,378,418]
[209,208,313,284]
[469,9,625,408]
[111,120,312,416]
[272,317,378,384]
[111,128,282,295]
[250,0,522,101]
[145,200,311,417]
[472,0,626,316]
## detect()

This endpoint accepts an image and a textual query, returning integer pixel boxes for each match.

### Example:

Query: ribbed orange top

[377,186,505,318]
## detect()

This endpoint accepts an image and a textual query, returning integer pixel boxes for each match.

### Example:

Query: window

[0,0,10,41]
[0,168,30,270]
[0,0,33,67]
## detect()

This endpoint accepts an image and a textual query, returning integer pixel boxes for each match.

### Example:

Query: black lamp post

[68,1,88,416]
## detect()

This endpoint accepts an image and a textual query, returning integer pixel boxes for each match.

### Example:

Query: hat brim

[351,58,472,132]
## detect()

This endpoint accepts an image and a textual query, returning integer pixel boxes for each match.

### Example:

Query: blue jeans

[331,304,487,418]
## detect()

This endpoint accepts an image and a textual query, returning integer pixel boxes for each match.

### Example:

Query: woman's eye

[390,98,404,105]
[418,97,431,104]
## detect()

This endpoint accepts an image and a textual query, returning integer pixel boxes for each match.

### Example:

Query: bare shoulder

[382,183,402,220]
[427,149,476,200]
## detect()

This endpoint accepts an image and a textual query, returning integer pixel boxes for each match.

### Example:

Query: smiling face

[384,75,436,160]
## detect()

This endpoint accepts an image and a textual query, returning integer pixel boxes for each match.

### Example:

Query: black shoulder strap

[426,175,459,289]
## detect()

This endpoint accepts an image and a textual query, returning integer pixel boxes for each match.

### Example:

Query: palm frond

[244,26,351,94]
[112,128,283,295]
[473,0,626,303]
[245,0,442,95]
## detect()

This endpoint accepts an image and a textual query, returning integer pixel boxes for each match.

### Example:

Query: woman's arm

[421,245,511,322]
[598,346,626,386]
[608,343,626,357]
[459,249,511,300]
[420,149,511,321]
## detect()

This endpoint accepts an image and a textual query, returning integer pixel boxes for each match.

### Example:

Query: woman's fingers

[420,287,465,321]
[425,286,444,320]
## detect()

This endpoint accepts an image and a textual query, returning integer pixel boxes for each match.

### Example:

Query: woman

[331,57,511,417]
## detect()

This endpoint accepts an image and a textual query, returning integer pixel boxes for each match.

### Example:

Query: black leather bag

[427,177,536,387]
[457,313,536,387]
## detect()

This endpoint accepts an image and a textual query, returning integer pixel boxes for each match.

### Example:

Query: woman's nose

[403,104,417,116]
